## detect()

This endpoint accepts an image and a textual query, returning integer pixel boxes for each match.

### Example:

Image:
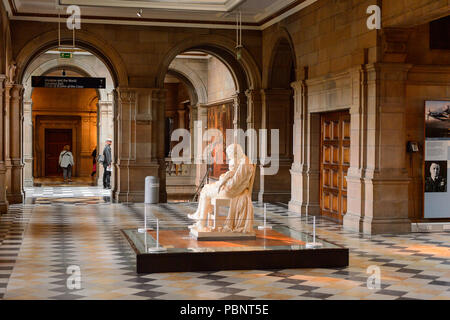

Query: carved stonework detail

[7,62,17,85]
[117,88,136,103]
[381,27,413,63]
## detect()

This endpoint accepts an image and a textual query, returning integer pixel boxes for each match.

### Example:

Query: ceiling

[5,0,317,30]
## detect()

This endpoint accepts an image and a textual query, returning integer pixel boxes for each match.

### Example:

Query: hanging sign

[59,52,72,59]
[31,76,106,89]
[424,101,450,218]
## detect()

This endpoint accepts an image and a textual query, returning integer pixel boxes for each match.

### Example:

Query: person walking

[59,145,74,183]
[91,148,97,177]
[102,138,113,189]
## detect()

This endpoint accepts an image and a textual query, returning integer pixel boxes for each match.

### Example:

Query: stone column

[153,89,168,203]
[0,75,8,214]
[97,98,114,186]
[6,84,24,204]
[4,83,11,202]
[259,88,293,203]
[114,87,166,203]
[245,89,262,200]
[177,109,186,130]
[189,104,198,162]
[23,99,33,187]
[288,67,320,215]
[233,91,248,133]
[194,104,208,187]
[343,63,412,234]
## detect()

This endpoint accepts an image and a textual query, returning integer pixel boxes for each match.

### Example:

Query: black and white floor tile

[0,187,449,300]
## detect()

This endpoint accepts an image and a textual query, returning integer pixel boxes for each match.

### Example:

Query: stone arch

[264,27,297,89]
[14,29,128,87]
[258,27,296,203]
[166,69,200,106]
[17,30,120,187]
[168,59,208,105]
[22,57,115,101]
[156,34,261,91]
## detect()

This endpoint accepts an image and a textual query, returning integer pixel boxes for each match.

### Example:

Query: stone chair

[209,164,256,230]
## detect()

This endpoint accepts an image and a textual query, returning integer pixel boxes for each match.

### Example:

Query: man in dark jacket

[103,138,113,189]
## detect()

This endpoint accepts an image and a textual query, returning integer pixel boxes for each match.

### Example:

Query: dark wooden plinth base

[136,247,349,274]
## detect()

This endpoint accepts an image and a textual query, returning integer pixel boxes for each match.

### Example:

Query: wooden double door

[320,111,351,223]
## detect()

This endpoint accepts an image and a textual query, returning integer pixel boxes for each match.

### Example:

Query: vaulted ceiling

[4,0,317,29]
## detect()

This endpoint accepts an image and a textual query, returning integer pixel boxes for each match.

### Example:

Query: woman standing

[59,145,74,183]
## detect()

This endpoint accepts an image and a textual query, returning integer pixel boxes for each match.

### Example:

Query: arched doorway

[18,45,118,192]
[163,50,240,201]
[261,33,296,203]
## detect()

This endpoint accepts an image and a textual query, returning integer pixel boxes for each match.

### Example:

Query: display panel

[424,101,450,218]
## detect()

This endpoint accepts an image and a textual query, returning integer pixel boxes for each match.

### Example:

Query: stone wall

[404,21,450,221]
[262,0,378,83]
[207,56,236,103]
[0,0,13,212]
[10,22,262,90]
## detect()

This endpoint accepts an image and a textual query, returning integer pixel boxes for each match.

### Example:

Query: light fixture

[235,11,243,60]
[137,9,143,17]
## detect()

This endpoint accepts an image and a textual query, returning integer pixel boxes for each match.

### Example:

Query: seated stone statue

[188,143,254,233]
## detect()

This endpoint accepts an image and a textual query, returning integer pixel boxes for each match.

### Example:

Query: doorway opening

[44,128,73,177]
[21,47,116,192]
[162,50,238,201]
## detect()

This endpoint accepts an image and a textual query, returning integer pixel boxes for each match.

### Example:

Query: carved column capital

[232,91,246,108]
[116,87,137,103]
[0,74,6,91]
[295,65,309,82]
[9,84,24,100]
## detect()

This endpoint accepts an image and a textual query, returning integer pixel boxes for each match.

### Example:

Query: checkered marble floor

[0,198,449,300]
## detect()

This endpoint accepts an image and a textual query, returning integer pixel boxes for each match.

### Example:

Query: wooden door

[45,129,72,176]
[320,111,351,223]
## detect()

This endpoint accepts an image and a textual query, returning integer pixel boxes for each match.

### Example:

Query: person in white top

[59,145,74,183]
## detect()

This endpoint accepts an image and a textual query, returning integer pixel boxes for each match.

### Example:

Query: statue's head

[226,143,244,162]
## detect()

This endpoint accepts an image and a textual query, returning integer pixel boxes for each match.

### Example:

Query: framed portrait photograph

[425,161,447,193]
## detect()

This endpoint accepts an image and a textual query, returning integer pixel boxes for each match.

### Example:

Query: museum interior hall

[0,0,449,302]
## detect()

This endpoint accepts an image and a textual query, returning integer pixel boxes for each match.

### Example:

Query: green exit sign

[60,52,72,59]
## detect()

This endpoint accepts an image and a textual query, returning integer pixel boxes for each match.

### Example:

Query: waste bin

[145,176,159,204]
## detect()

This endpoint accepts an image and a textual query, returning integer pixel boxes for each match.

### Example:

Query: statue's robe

[219,160,254,233]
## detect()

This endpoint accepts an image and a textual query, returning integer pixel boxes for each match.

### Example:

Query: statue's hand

[217,182,224,193]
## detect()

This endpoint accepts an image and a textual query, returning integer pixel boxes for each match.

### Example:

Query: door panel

[320,111,351,223]
[45,129,72,176]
